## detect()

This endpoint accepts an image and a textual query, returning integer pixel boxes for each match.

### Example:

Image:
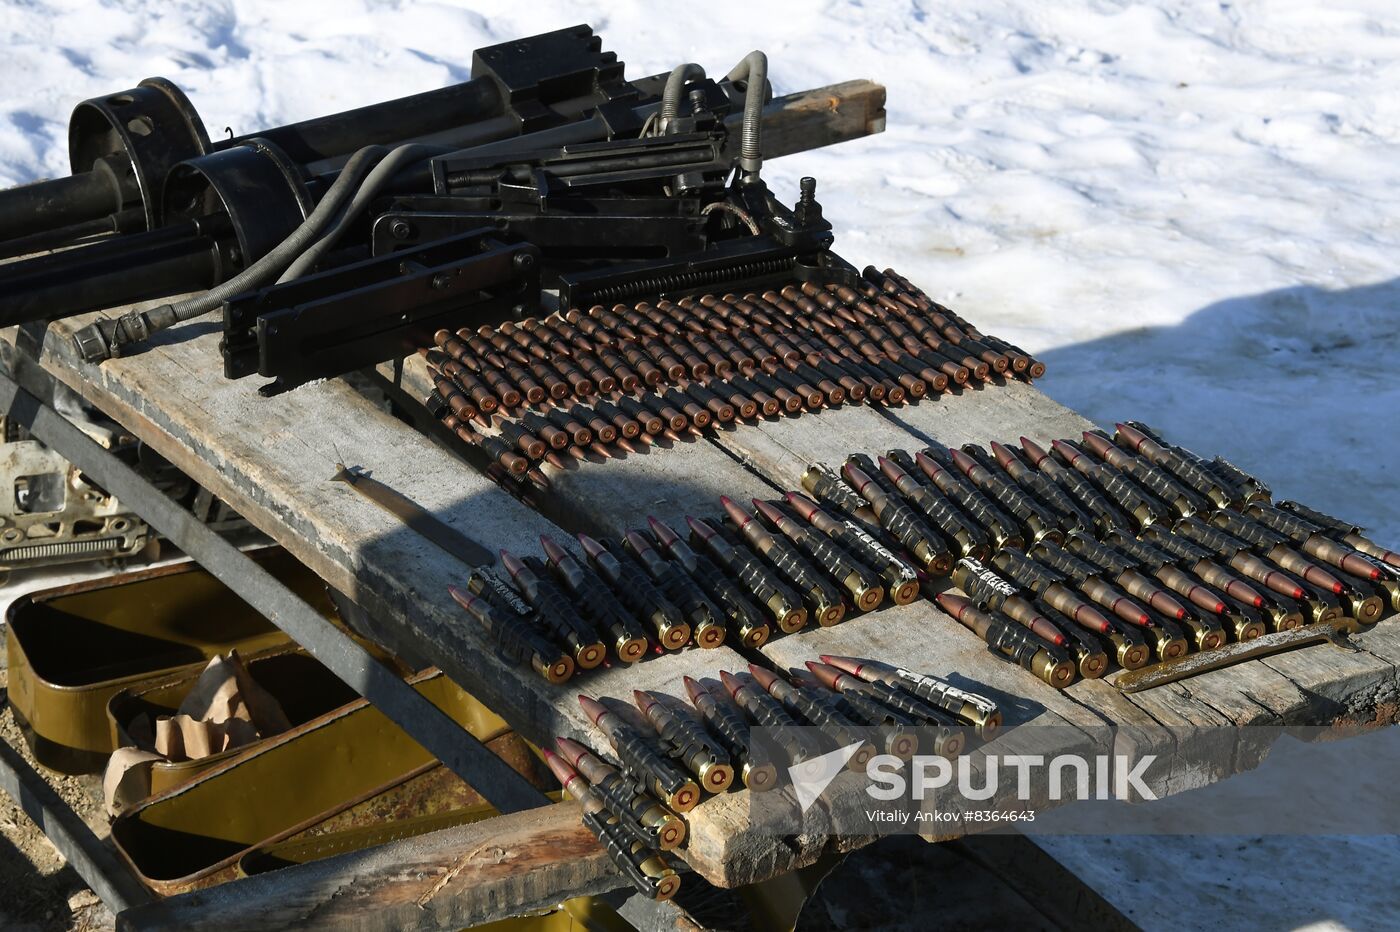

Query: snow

[1,1,1394,544]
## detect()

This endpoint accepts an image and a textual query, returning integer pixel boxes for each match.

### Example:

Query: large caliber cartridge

[803,661,964,758]
[448,584,574,683]
[1019,437,1128,533]
[910,450,1022,550]
[623,531,727,648]
[988,440,1094,531]
[819,655,1002,737]
[544,751,681,901]
[539,535,649,663]
[1245,502,1387,583]
[951,557,1070,649]
[544,749,655,850]
[1028,540,1157,628]
[649,517,771,647]
[555,737,687,850]
[722,497,848,626]
[635,690,734,793]
[1114,423,1239,509]
[950,446,1063,544]
[578,695,700,813]
[875,454,990,560]
[719,670,824,765]
[1169,517,1309,601]
[987,550,1117,638]
[1277,501,1400,569]
[1080,430,1210,518]
[577,533,691,649]
[1029,598,1111,677]
[840,461,954,575]
[785,492,921,604]
[687,516,808,633]
[683,676,776,790]
[935,593,1075,688]
[747,665,874,769]
[801,463,879,525]
[1208,510,1347,595]
[752,499,886,612]
[1051,439,1170,530]
[499,550,606,669]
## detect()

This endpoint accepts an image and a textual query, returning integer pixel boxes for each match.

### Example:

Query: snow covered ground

[1,2,1398,929]
[1,0,1396,542]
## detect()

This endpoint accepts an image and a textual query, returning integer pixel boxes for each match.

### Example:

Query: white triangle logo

[790,742,864,813]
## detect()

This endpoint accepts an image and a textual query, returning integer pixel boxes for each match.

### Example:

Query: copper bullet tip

[1115,423,1149,451]
[785,491,819,520]
[576,533,606,560]
[718,670,743,697]
[1019,437,1050,466]
[935,592,971,619]
[1080,431,1113,457]
[539,534,567,565]
[819,655,866,677]
[720,496,752,528]
[1050,438,1082,463]
[624,529,653,554]
[686,516,715,540]
[752,498,785,525]
[990,440,1015,469]
[948,448,976,474]
[498,549,526,578]
[577,694,608,724]
[633,689,655,710]
[804,660,844,691]
[682,675,705,705]
[648,515,680,546]
[542,749,578,787]
[747,664,779,691]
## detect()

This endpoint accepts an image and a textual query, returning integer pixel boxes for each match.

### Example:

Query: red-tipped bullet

[499,548,528,578]
[751,498,787,527]
[785,491,821,521]
[935,591,972,619]
[686,515,718,541]
[804,660,847,691]
[819,654,869,679]
[718,670,744,698]
[1050,438,1084,466]
[542,748,582,790]
[990,440,1018,470]
[682,675,707,706]
[648,516,682,548]
[843,461,875,495]
[948,447,979,476]
[539,534,569,566]
[578,694,608,725]
[554,736,590,768]
[720,495,754,528]
[747,663,780,693]
[633,689,657,713]
[1019,437,1050,467]
[1115,423,1151,453]
[576,533,608,562]
[1080,431,1116,460]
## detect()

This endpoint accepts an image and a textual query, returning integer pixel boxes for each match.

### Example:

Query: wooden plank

[114,802,618,932]
[18,316,787,891]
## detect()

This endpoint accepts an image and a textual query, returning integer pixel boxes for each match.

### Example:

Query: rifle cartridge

[719,670,824,766]
[635,690,734,793]
[801,463,879,525]
[683,677,776,791]
[1080,431,1210,517]
[539,536,649,663]
[1114,423,1238,509]
[448,584,574,683]
[544,749,656,852]
[579,695,700,812]
[1030,598,1110,678]
[722,497,847,626]
[687,516,808,632]
[1245,502,1386,582]
[935,593,1075,688]
[819,655,1002,737]
[803,663,951,758]
[555,737,687,850]
[786,492,921,604]
[577,533,691,649]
